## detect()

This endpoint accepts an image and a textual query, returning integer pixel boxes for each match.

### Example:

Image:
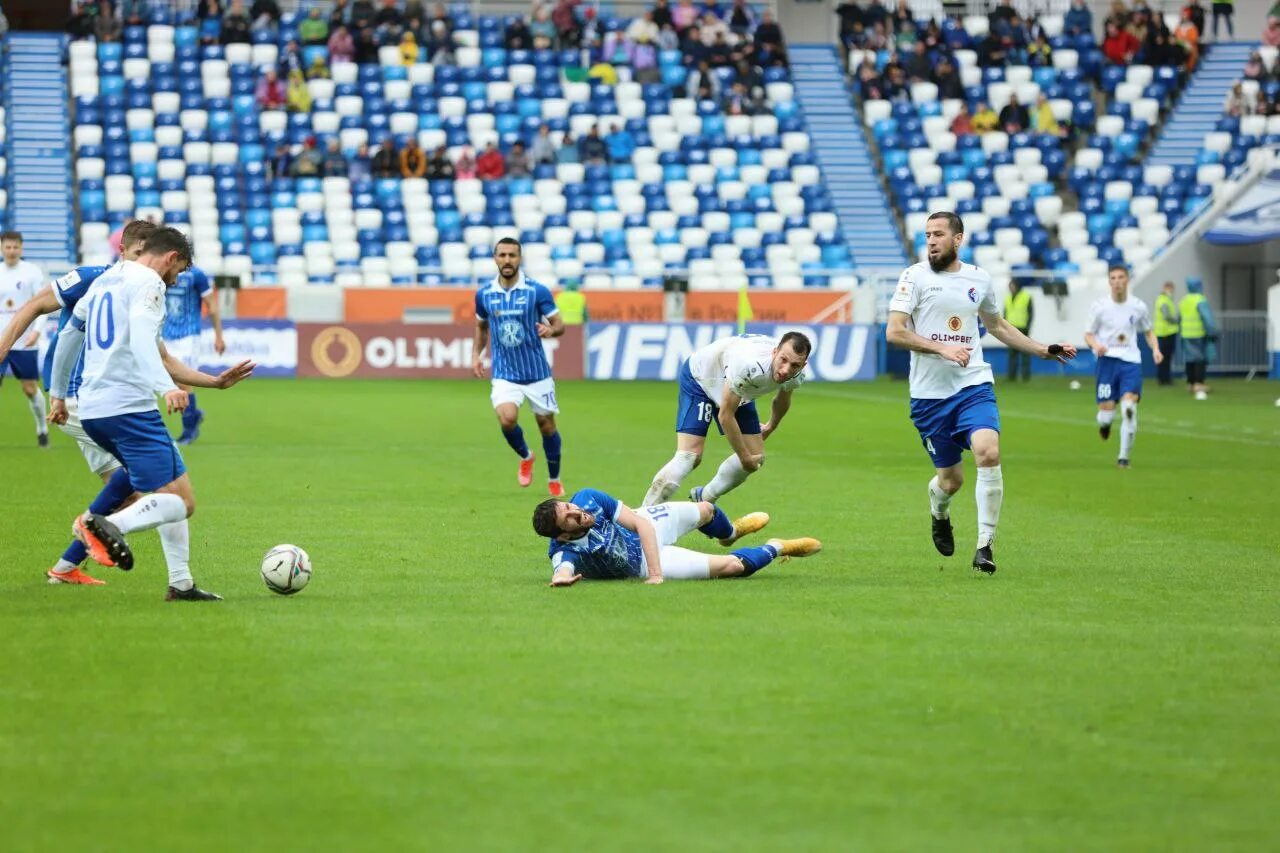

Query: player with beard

[885,212,1076,573]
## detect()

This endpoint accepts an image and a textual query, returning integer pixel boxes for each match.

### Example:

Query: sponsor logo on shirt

[930,333,974,344]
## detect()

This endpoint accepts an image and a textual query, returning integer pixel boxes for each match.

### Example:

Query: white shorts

[164,335,200,367]
[59,398,122,477]
[491,377,559,415]
[635,501,713,580]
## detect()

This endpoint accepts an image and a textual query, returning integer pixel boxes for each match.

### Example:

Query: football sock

[928,475,953,519]
[642,450,698,506]
[702,454,750,502]
[732,543,779,577]
[60,468,135,568]
[542,430,562,480]
[181,394,201,430]
[107,492,188,535]
[1119,399,1137,460]
[158,519,193,590]
[1097,408,1115,428]
[502,424,530,458]
[28,392,47,436]
[697,506,734,540]
[975,465,1003,549]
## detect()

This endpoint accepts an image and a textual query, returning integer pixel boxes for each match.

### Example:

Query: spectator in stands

[1065,0,1093,36]
[1174,11,1199,71]
[972,101,999,133]
[329,25,355,63]
[400,137,428,178]
[881,64,908,101]
[904,41,932,82]
[400,31,419,64]
[685,59,719,100]
[355,27,380,63]
[864,20,889,50]
[681,25,711,66]
[1265,17,1280,48]
[274,39,300,76]
[506,15,531,49]
[978,29,1008,67]
[291,136,324,177]
[627,10,660,44]
[454,145,477,179]
[1259,90,1275,116]
[921,19,943,51]
[530,7,557,48]
[1182,0,1206,35]
[554,0,583,47]
[707,31,733,67]
[728,0,755,36]
[269,142,292,180]
[255,68,286,109]
[1103,21,1139,65]
[351,0,376,31]
[425,145,454,179]
[950,103,974,135]
[703,0,726,20]
[1224,82,1251,116]
[673,0,699,33]
[329,0,350,27]
[856,55,884,100]
[1211,0,1233,40]
[1031,94,1066,138]
[372,141,398,178]
[1105,0,1130,32]
[934,57,963,99]
[753,10,786,66]
[530,125,557,165]
[652,0,674,29]
[1028,31,1052,66]
[558,132,580,163]
[989,0,1018,32]
[286,70,312,113]
[299,7,329,45]
[476,142,505,180]
[222,0,252,44]
[375,0,405,41]
[736,58,763,97]
[95,1,122,42]
[349,143,372,182]
[1244,51,1268,80]
[605,123,636,162]
[250,0,280,30]
[579,126,609,164]
[306,55,330,80]
[321,139,347,177]
[425,20,455,62]
[633,34,662,83]
[998,94,1030,133]
[505,141,532,179]
[701,10,731,46]
[836,1,863,48]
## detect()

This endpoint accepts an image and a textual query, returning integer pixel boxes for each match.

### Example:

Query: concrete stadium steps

[1147,42,1258,166]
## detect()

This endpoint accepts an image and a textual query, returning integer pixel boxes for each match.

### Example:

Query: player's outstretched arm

[472,319,490,378]
[0,286,60,362]
[615,505,663,584]
[159,341,255,389]
[981,311,1077,363]
[885,310,972,366]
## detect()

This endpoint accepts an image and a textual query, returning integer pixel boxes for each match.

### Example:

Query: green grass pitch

[1,376,1277,850]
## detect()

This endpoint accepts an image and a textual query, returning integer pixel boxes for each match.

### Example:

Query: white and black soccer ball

[261,544,312,595]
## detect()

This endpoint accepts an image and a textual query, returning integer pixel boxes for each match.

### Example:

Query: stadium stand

[65,2,856,292]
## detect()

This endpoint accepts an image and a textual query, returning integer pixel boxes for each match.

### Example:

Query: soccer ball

[1069,380,1082,391]
[261,544,312,595]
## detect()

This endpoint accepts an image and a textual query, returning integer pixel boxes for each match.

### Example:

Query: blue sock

[182,393,201,430]
[61,468,133,565]
[542,431,562,480]
[697,506,734,540]
[732,544,779,577]
[502,424,530,458]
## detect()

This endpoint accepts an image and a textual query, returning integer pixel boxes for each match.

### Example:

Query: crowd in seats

[0,105,7,231]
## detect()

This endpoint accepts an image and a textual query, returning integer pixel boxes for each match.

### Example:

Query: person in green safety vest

[1179,277,1216,400]
[1004,280,1034,381]
[554,280,588,325]
[1153,281,1180,386]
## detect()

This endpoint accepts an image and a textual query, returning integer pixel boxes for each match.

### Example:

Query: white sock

[975,465,1003,548]
[642,450,698,506]
[29,392,47,435]
[928,476,953,520]
[703,453,751,502]
[1119,399,1137,460]
[1097,409,1115,428]
[53,558,78,574]
[107,492,188,535]
[158,519,194,590]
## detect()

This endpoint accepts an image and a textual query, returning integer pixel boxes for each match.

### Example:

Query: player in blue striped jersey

[471,237,568,495]
[162,264,225,444]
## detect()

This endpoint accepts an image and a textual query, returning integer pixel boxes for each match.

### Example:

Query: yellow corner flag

[737,285,753,334]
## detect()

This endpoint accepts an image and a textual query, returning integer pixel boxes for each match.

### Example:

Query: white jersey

[72,261,178,420]
[1087,295,1151,365]
[687,333,806,403]
[889,261,1003,400]
[0,260,46,350]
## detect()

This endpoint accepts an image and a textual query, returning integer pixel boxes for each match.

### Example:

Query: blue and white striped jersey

[44,264,112,398]
[474,273,558,384]
[547,489,644,580]
[162,266,211,341]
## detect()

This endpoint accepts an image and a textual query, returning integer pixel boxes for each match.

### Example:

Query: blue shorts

[82,410,187,493]
[1095,356,1142,403]
[909,382,1002,469]
[0,350,39,381]
[675,359,761,437]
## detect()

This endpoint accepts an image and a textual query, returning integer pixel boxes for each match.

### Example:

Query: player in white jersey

[641,331,810,508]
[886,212,1076,574]
[48,228,254,599]
[1084,265,1161,469]
[0,231,52,446]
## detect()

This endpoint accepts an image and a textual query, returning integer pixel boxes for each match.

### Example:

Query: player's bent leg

[1096,401,1116,440]
[643,433,704,507]
[969,429,1002,574]
[639,501,705,547]
[1117,393,1139,467]
[657,545,714,580]
[701,432,764,503]
[493,399,535,484]
[533,412,563,492]
[929,463,962,557]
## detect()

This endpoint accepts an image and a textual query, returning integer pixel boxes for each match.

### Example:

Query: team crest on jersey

[1117,333,1127,343]
[947,316,962,331]
[967,288,978,303]
[498,320,525,347]
[3,298,13,310]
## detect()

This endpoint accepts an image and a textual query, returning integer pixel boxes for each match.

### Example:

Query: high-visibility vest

[1180,293,1206,339]
[1154,293,1179,337]
[1005,289,1031,328]
[555,289,587,325]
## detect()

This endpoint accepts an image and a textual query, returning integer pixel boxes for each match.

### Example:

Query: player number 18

[696,402,714,423]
